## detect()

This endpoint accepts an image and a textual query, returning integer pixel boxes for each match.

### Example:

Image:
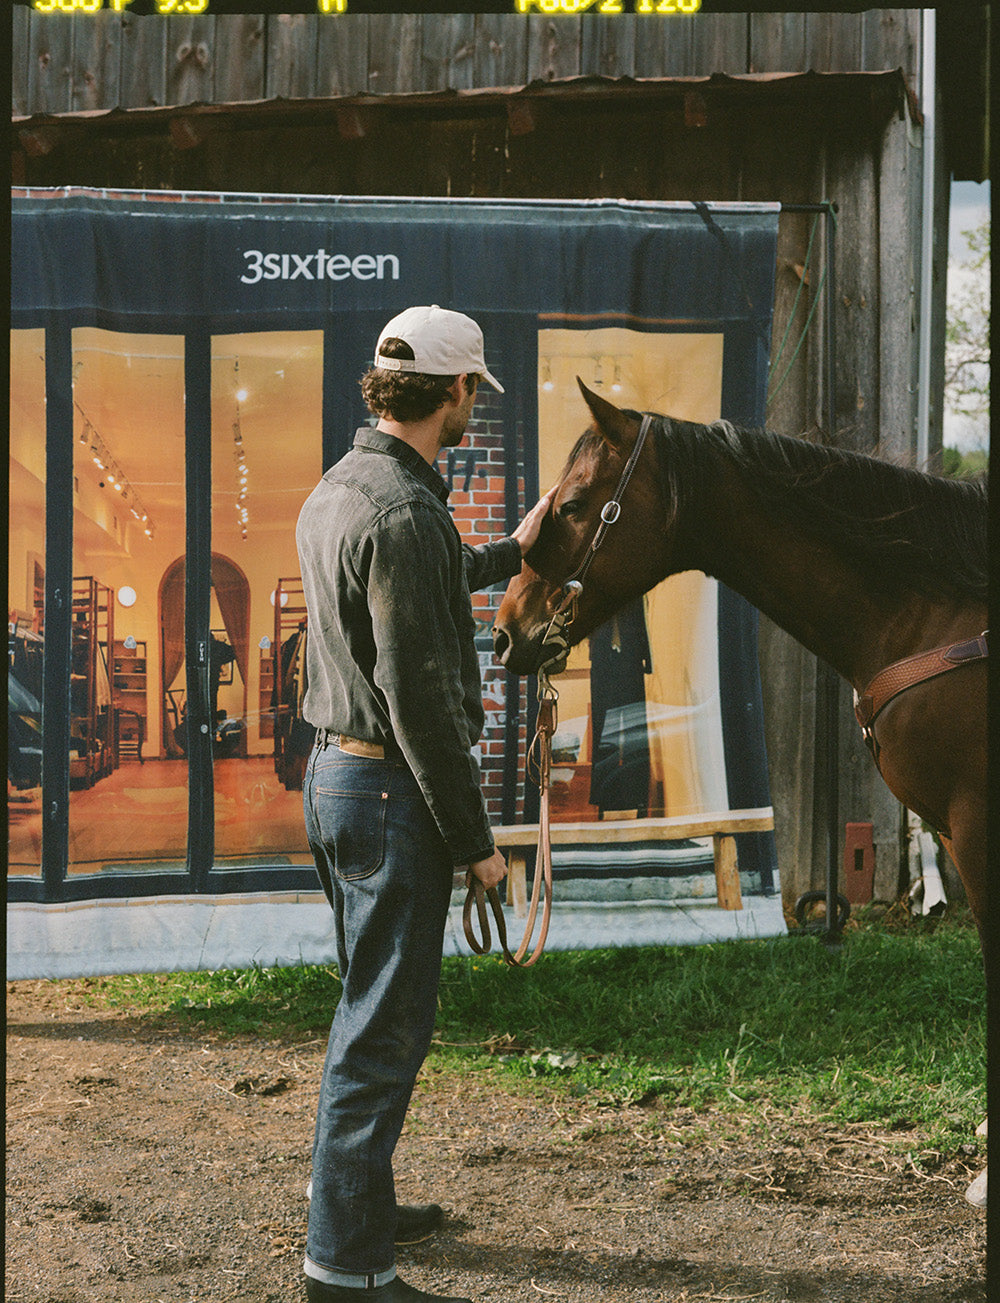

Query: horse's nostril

[492,626,510,662]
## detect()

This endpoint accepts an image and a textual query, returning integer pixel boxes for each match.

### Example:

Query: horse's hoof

[965,1168,987,1208]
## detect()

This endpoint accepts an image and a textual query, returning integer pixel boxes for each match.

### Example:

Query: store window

[67,329,187,873]
[209,332,322,869]
[537,325,729,823]
[8,330,47,877]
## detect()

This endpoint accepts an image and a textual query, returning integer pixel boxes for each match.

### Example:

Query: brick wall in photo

[439,390,528,827]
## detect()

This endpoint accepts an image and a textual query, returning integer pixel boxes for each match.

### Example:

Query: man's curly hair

[360,338,479,424]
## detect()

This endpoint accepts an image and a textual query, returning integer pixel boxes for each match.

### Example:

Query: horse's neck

[678,465,966,691]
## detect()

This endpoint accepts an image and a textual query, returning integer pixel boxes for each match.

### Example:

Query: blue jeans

[303,739,455,1279]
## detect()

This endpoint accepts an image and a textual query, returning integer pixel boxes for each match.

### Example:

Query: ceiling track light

[75,400,154,540]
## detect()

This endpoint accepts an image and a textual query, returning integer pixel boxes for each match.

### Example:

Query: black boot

[305,1276,471,1302]
[394,1203,444,1245]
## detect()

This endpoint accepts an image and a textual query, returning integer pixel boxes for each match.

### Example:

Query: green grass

[63,913,986,1146]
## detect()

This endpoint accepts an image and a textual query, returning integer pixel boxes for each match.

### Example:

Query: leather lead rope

[463,671,557,968]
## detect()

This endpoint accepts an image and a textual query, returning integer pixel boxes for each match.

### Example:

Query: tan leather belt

[337,734,387,759]
[315,729,395,759]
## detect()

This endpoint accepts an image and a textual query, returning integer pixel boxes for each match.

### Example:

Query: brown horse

[494,382,989,934]
[495,383,989,1204]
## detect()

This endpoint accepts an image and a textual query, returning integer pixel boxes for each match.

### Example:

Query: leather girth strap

[855,631,988,762]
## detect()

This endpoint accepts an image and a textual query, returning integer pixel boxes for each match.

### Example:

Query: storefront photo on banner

[8,194,782,978]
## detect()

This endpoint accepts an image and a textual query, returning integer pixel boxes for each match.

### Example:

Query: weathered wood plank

[70,10,121,113]
[805,12,863,74]
[120,9,167,110]
[165,15,216,106]
[877,109,917,464]
[473,15,530,89]
[367,16,422,95]
[421,14,478,92]
[214,15,266,106]
[266,14,318,100]
[525,16,583,83]
[689,14,748,76]
[315,15,371,98]
[27,13,75,116]
[12,5,31,116]
[748,13,806,74]
[861,7,920,76]
[580,15,636,79]
[631,15,696,79]
[758,619,820,907]
[826,108,880,454]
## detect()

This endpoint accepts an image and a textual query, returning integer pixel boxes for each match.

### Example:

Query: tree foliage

[943,216,990,456]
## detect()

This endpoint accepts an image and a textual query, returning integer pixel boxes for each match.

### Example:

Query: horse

[493,381,989,1203]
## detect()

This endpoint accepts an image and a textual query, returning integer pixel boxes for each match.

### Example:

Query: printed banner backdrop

[8,191,782,979]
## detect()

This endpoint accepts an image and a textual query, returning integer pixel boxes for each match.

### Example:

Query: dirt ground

[6,978,986,1303]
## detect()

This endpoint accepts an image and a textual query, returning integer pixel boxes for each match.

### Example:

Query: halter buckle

[556,578,583,615]
[600,500,622,525]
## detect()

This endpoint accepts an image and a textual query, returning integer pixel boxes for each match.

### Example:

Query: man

[296,305,552,1303]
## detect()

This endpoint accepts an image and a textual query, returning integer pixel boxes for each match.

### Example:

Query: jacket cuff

[452,837,496,869]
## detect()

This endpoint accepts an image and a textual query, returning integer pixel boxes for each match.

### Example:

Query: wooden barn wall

[12,8,944,912]
[12,10,922,115]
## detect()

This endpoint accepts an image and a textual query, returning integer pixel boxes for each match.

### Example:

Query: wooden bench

[493,808,775,915]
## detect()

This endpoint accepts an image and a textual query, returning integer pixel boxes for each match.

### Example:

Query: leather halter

[559,414,656,601]
[462,413,655,967]
[855,631,989,765]
[535,413,657,673]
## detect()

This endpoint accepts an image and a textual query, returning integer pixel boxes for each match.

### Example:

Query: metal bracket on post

[843,821,875,907]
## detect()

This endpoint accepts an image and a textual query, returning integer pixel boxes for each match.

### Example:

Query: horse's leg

[937,822,987,942]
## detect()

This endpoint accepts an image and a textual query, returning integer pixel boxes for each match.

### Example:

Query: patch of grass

[432,919,985,1143]
[58,914,985,1145]
[79,962,343,1041]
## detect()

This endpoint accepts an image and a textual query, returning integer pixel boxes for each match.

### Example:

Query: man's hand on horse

[512,486,558,556]
[466,847,508,892]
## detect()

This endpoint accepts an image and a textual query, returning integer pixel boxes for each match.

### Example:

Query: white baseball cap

[374,305,504,393]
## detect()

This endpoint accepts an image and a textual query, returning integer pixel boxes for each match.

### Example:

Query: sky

[949,181,990,262]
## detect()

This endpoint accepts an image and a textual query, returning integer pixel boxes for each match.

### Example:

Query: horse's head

[494,381,667,675]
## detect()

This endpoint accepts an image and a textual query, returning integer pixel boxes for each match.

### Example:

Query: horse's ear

[576,378,638,453]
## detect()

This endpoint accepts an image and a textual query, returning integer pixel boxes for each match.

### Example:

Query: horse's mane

[673,417,989,602]
[576,416,989,603]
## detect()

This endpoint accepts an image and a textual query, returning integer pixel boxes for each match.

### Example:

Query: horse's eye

[558,499,582,520]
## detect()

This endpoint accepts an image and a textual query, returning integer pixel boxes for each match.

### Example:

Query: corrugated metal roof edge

[12,69,918,130]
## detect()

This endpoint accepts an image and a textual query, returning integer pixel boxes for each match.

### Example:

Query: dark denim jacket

[296,427,522,866]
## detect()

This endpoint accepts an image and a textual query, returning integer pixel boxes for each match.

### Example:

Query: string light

[233,358,249,539]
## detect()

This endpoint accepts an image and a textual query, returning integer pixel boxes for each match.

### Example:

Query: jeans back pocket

[312,784,388,881]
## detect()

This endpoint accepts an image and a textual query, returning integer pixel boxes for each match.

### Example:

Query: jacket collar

[353,426,449,503]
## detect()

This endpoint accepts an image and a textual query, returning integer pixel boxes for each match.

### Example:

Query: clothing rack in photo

[70,577,115,789]
[272,577,314,790]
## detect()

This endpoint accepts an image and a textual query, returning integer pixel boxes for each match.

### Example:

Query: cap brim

[481,369,504,394]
